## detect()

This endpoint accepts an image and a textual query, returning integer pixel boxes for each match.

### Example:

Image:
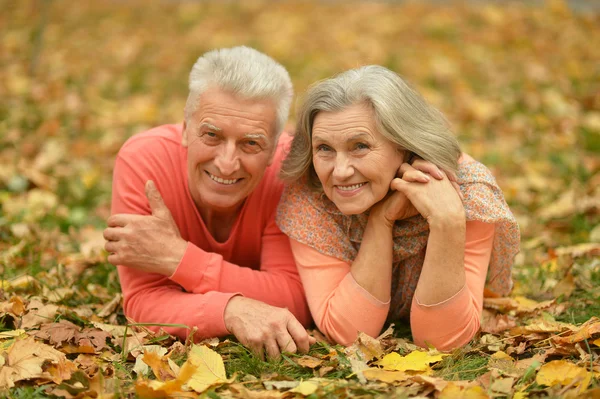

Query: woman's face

[311,103,405,215]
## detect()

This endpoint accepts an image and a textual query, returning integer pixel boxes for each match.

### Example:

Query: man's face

[182,88,278,216]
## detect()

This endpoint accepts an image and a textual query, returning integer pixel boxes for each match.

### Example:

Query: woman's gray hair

[280,65,461,189]
[184,46,293,137]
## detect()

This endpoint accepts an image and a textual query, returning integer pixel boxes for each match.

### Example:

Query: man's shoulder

[119,124,183,157]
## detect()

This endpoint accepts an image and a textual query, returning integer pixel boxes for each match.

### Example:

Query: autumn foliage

[1,0,599,397]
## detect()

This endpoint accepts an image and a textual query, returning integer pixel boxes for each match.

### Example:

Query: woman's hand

[392,166,465,227]
[370,160,464,228]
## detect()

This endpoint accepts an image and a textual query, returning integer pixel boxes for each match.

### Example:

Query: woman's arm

[411,221,494,350]
[289,239,391,345]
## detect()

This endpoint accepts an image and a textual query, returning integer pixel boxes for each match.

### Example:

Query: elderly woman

[276,66,519,351]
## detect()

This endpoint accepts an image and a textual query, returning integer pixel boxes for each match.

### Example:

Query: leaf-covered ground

[1,0,599,397]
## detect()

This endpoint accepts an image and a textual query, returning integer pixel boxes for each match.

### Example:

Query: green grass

[435,353,489,381]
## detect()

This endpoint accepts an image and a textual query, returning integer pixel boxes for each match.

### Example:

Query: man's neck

[199,205,243,243]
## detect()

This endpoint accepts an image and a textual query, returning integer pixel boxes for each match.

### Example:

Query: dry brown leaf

[20,300,58,329]
[553,319,600,345]
[0,336,70,389]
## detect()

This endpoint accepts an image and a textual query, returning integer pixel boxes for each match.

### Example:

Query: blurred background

[1,0,599,299]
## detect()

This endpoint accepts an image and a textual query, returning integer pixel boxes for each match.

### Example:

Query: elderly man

[103,46,312,359]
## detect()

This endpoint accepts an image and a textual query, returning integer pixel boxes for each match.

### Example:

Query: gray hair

[184,46,293,136]
[280,65,461,188]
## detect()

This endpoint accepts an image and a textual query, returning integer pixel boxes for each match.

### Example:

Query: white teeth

[337,183,365,191]
[208,173,239,185]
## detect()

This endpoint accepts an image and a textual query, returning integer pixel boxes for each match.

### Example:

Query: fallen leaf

[376,350,446,372]
[535,360,590,388]
[295,355,323,369]
[490,377,515,395]
[0,336,70,389]
[183,344,230,393]
[438,382,490,399]
[363,368,410,383]
[289,380,318,396]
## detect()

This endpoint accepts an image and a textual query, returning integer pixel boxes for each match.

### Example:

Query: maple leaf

[536,360,591,391]
[20,299,58,329]
[0,336,71,389]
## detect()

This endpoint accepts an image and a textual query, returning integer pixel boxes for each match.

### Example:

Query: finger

[452,181,464,201]
[402,170,431,184]
[286,318,310,354]
[399,163,429,182]
[308,336,317,345]
[107,214,132,228]
[446,170,458,183]
[103,227,121,242]
[145,180,171,220]
[411,159,444,180]
[107,253,121,266]
[276,332,298,355]
[104,240,118,253]
[265,339,281,360]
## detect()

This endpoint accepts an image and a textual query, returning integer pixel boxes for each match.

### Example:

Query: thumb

[145,180,171,219]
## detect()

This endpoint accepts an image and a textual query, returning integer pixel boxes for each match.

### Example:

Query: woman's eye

[355,142,370,150]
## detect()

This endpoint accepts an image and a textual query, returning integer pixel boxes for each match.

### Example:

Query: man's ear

[181,120,189,147]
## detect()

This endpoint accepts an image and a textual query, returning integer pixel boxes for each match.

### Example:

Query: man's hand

[104,180,188,276]
[224,296,314,360]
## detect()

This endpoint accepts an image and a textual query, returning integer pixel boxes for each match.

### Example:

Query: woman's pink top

[289,221,494,350]
[277,155,520,351]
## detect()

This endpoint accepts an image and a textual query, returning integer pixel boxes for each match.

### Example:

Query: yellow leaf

[183,344,229,393]
[0,330,26,339]
[296,355,323,369]
[593,338,600,347]
[513,391,528,399]
[363,368,410,383]
[490,351,513,360]
[536,360,590,387]
[289,380,318,396]
[439,383,490,399]
[376,351,446,372]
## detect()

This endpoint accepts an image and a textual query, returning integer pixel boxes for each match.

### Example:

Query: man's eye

[206,132,217,138]
[247,140,258,146]
[316,144,331,152]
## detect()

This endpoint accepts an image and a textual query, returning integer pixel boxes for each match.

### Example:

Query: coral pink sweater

[112,124,311,340]
[289,221,495,351]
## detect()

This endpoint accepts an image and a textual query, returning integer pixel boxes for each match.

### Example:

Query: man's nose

[214,143,240,176]
[332,154,354,180]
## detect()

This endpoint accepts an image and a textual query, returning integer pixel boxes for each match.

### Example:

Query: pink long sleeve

[113,125,310,341]
[410,221,495,350]
[290,221,495,348]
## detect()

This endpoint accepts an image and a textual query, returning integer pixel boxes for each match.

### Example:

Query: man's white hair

[184,46,293,137]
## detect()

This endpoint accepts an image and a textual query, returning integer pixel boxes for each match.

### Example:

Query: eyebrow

[312,132,371,142]
[199,122,222,132]
[244,133,268,141]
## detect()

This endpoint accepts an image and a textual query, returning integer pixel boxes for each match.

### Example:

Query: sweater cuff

[170,242,210,293]
[197,291,240,338]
